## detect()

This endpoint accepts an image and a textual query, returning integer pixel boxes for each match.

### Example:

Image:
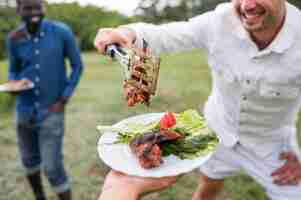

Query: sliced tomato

[160,112,176,129]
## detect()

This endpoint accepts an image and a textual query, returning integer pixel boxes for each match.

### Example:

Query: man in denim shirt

[6,0,83,199]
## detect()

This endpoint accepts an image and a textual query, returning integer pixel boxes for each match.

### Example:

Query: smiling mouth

[241,8,266,23]
[31,16,41,23]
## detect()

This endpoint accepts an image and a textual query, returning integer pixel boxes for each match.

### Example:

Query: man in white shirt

[94,0,301,199]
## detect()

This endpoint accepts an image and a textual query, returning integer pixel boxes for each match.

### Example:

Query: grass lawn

[2,50,298,200]
[0,59,14,113]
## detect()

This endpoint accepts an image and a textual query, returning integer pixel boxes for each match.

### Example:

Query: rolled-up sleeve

[125,11,214,55]
[61,27,84,99]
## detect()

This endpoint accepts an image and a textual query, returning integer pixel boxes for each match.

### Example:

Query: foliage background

[0,2,133,59]
[0,0,301,59]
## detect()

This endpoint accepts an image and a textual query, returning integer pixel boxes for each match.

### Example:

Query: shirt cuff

[62,86,73,101]
[120,23,145,49]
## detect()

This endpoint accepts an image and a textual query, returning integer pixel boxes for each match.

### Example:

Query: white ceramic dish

[0,81,34,92]
[97,113,215,177]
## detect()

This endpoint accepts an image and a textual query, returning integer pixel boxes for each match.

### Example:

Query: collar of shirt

[230,3,296,59]
[20,19,48,41]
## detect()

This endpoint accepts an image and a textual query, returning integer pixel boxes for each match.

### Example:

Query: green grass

[0,59,14,113]
[0,51,300,200]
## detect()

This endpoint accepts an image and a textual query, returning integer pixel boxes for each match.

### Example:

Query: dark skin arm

[48,98,68,113]
[271,152,301,186]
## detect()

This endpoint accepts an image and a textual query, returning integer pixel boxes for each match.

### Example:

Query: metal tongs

[106,45,133,80]
[106,41,160,96]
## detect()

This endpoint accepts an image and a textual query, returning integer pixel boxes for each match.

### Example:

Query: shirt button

[35,64,40,69]
[34,38,39,43]
[34,90,40,96]
[246,80,251,84]
[35,102,40,108]
[40,32,45,37]
[35,77,40,83]
[35,50,40,55]
[242,95,247,101]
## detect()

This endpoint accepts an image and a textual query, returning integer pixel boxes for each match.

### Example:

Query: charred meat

[130,130,183,169]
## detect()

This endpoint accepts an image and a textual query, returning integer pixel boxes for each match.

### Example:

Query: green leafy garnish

[97,109,219,159]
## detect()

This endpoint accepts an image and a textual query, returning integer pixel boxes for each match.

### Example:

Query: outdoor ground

[1,51,295,200]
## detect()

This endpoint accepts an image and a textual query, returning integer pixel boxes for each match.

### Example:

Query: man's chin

[242,22,265,33]
[26,21,43,34]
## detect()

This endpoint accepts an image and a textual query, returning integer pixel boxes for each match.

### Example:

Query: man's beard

[22,15,44,35]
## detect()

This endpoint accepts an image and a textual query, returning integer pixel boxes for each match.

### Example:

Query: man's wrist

[60,97,69,105]
[116,27,137,44]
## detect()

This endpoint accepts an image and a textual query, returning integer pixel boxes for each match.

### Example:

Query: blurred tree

[0,5,18,59]
[198,0,229,13]
[135,0,161,22]
[135,0,228,23]
[135,0,300,23]
[288,0,301,8]
[0,2,134,59]
[0,0,16,7]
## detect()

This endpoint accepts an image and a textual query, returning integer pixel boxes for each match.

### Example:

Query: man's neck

[250,14,286,50]
[24,19,44,36]
[26,25,40,35]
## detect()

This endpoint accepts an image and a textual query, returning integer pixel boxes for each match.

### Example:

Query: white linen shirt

[126,3,301,158]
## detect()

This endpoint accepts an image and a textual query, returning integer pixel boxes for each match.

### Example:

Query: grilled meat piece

[132,143,162,169]
[130,130,183,169]
[121,45,160,107]
[160,129,183,140]
[123,81,150,107]
[130,132,164,169]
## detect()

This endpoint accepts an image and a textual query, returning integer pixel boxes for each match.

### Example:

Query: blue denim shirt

[6,19,83,122]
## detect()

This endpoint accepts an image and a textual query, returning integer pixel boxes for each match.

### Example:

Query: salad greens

[97,109,219,159]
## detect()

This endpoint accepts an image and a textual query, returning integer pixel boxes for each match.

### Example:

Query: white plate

[97,113,215,177]
[0,81,34,92]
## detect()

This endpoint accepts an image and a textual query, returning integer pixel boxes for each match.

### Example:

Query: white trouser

[200,142,301,200]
